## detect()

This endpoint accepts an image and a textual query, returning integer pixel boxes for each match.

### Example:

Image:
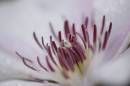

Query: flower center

[16,16,112,86]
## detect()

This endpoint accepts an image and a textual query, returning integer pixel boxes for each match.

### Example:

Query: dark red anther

[72,24,76,36]
[16,52,38,71]
[49,23,57,39]
[50,41,57,55]
[52,41,57,52]
[50,36,53,47]
[76,32,87,48]
[68,48,77,64]
[86,31,90,45]
[50,36,53,43]
[58,31,62,42]
[82,24,87,42]
[108,22,112,37]
[16,52,32,62]
[102,22,112,50]
[98,38,102,51]
[68,34,75,43]
[46,56,55,72]
[69,34,71,42]
[22,58,38,71]
[72,45,84,62]
[71,49,82,63]
[46,45,57,66]
[71,36,76,43]
[84,17,88,28]
[93,24,97,44]
[64,20,70,39]
[66,48,75,71]
[62,48,74,71]
[50,36,56,54]
[100,15,105,35]
[33,32,43,49]
[102,31,108,49]
[61,48,71,70]
[41,36,47,50]
[68,48,83,72]
[58,48,69,71]
[37,56,48,71]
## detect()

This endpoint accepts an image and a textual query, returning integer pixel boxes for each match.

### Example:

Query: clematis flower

[15,15,130,86]
[0,0,130,86]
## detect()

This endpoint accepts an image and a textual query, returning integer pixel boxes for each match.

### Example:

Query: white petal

[91,48,130,85]
[113,32,130,58]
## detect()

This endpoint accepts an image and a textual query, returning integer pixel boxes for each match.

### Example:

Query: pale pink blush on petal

[103,25,130,61]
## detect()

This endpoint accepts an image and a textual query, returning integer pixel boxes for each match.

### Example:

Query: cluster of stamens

[16,16,112,84]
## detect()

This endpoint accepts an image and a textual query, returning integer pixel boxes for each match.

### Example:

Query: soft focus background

[0,0,130,85]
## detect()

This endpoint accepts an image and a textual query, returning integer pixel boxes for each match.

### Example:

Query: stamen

[82,24,88,42]
[84,17,88,28]
[76,32,87,48]
[46,56,55,72]
[49,23,57,39]
[66,48,75,71]
[72,24,76,36]
[62,48,74,71]
[100,15,105,35]
[46,45,57,66]
[37,56,48,71]
[33,32,43,49]
[102,31,108,49]
[86,31,90,46]
[50,36,53,43]
[41,36,48,50]
[126,43,130,50]
[108,22,112,37]
[58,48,69,70]
[58,31,62,42]
[72,46,85,62]
[16,16,113,82]
[93,24,97,45]
[16,52,38,71]
[22,58,38,71]
[29,78,60,84]
[64,20,70,38]
[51,41,58,53]
[98,38,102,51]
[16,52,32,62]
[69,34,72,42]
